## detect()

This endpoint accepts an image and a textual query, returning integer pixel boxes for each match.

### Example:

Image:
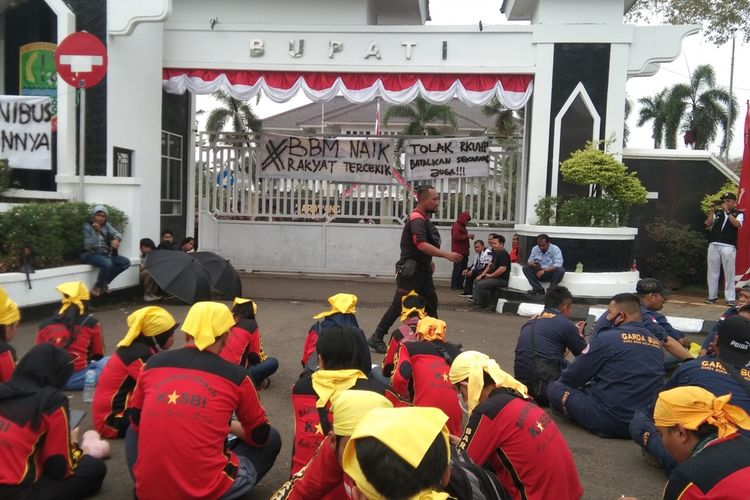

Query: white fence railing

[195,132,523,225]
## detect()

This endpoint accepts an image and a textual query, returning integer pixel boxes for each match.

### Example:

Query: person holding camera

[367,186,462,354]
[705,192,744,306]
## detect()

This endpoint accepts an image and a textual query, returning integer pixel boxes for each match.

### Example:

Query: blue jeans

[81,252,131,288]
[522,266,566,293]
[65,357,110,390]
[248,358,279,386]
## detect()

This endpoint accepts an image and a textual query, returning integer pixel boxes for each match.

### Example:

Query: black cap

[636,278,670,296]
[718,315,750,369]
[721,192,737,200]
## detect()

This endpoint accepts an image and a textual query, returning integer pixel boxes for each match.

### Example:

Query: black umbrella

[194,251,243,300]
[144,250,212,304]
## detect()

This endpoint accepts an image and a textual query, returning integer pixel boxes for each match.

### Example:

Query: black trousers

[374,268,438,339]
[0,455,107,500]
[450,255,468,289]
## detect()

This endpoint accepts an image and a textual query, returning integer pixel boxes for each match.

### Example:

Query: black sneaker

[704,298,717,304]
[367,335,387,354]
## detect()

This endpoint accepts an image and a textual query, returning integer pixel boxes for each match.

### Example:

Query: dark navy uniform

[514,308,587,406]
[547,320,664,437]
[592,306,684,343]
[629,356,750,472]
[701,306,737,352]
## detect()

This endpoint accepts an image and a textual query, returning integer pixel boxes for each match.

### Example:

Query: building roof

[263,96,494,133]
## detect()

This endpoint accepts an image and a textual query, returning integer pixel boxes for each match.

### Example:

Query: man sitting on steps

[522,234,565,299]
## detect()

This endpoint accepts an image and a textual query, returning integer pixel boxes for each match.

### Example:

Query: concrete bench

[506,263,638,299]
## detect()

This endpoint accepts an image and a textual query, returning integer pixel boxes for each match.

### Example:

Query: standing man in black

[368,186,462,353]
[705,192,744,306]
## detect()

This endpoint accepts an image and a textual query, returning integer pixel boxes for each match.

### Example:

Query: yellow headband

[0,287,20,326]
[330,390,393,437]
[342,407,451,500]
[415,317,446,342]
[181,301,235,351]
[449,350,529,414]
[311,369,367,408]
[56,281,90,315]
[654,386,750,439]
[313,293,357,319]
[400,290,427,323]
[117,306,177,347]
[232,297,258,314]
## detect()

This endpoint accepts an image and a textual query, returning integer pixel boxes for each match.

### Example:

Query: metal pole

[725,35,736,163]
[78,88,86,200]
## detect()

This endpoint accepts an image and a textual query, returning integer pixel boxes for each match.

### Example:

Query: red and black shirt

[664,433,750,500]
[128,346,271,500]
[92,340,156,438]
[36,315,104,371]
[0,341,16,383]
[220,318,266,367]
[392,340,463,436]
[458,389,583,500]
[400,209,441,270]
[382,325,416,378]
[271,434,346,500]
[0,403,79,488]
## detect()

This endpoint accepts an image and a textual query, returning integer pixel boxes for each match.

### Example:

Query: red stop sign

[55,32,107,89]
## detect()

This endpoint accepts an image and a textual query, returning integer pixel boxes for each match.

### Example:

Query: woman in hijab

[92,306,177,438]
[35,282,107,390]
[0,287,21,382]
[0,344,107,499]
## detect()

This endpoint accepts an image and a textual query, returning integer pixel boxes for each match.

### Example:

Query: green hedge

[0,202,128,271]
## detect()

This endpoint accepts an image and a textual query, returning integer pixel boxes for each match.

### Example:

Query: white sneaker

[143,293,161,302]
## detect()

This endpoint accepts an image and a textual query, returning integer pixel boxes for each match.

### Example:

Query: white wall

[199,212,513,278]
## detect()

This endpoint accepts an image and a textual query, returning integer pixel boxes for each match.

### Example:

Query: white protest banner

[259,135,394,183]
[0,95,52,170]
[405,137,490,180]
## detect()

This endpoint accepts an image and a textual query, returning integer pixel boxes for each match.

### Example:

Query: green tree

[628,0,750,46]
[382,96,458,136]
[205,91,262,142]
[624,96,632,146]
[668,64,738,151]
[636,88,674,148]
[481,97,519,140]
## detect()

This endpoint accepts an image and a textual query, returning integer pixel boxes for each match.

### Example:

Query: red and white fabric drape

[162,69,533,110]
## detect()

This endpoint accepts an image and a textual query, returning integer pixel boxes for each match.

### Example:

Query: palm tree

[623,96,632,146]
[382,96,458,137]
[667,64,738,151]
[636,88,671,148]
[481,97,518,140]
[205,91,262,143]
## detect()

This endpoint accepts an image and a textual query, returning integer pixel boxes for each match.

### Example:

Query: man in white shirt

[705,192,744,306]
[460,238,493,297]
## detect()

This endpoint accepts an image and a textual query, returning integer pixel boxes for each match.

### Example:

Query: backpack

[447,446,509,500]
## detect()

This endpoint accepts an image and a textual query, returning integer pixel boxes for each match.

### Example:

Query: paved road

[10,273,713,499]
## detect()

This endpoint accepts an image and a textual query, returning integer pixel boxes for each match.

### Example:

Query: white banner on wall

[0,95,52,170]
[259,135,395,183]
[405,137,490,180]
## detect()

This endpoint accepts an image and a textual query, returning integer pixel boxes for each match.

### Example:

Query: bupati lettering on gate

[259,135,394,183]
[404,137,490,181]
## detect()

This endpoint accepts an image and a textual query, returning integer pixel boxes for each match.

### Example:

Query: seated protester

[0,287,21,382]
[548,293,665,438]
[138,238,161,302]
[593,278,692,367]
[630,315,750,473]
[509,233,520,263]
[271,390,393,500]
[126,301,281,500]
[92,306,177,439]
[522,233,565,298]
[450,351,583,500]
[221,297,279,388]
[81,204,130,296]
[471,234,511,309]
[0,344,106,499]
[291,325,387,475]
[699,284,750,356]
[342,406,452,500]
[36,282,108,390]
[392,317,463,436]
[460,239,492,297]
[513,286,587,406]
[380,290,426,380]
[301,293,367,372]
[654,386,750,500]
[180,236,196,253]
[157,228,178,250]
